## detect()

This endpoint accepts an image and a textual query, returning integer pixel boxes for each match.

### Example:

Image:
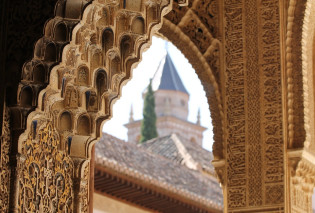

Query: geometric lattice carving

[18,121,74,212]
[265,185,284,205]
[223,0,285,210]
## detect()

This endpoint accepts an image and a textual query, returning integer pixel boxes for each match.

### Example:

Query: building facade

[0,0,315,212]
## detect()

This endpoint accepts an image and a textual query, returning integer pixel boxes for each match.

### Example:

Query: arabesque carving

[160,0,224,161]
[1,0,314,212]
[79,162,90,213]
[285,0,306,150]
[0,106,11,212]
[223,0,247,208]
[14,0,175,212]
[17,121,74,212]
[290,157,315,213]
[222,0,285,211]
[302,0,315,154]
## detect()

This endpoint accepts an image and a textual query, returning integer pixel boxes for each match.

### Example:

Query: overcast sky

[102,36,214,151]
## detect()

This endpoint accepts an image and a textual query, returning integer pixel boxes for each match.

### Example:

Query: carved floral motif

[80,163,89,213]
[18,121,74,212]
[291,159,315,212]
[0,106,11,212]
[180,11,213,54]
[192,0,217,37]
[224,0,246,208]
[224,0,284,209]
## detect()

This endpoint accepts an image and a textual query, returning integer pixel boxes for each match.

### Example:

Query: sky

[102,36,214,151]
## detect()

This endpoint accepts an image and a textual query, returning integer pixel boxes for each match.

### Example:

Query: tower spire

[165,40,169,52]
[129,104,134,122]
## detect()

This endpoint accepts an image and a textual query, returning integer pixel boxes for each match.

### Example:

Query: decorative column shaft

[222,0,284,211]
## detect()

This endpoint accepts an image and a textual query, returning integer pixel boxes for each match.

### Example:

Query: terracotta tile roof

[139,134,215,175]
[95,133,223,211]
[139,135,184,164]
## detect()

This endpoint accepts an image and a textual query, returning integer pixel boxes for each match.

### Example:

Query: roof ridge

[168,55,180,91]
[171,134,200,170]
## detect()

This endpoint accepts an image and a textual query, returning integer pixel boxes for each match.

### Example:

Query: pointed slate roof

[153,53,189,94]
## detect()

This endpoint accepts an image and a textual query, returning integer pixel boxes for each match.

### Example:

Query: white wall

[93,192,151,213]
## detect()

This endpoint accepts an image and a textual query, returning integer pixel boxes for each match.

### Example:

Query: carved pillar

[291,185,313,213]
[0,0,9,133]
[73,158,91,213]
[217,0,285,211]
[288,156,315,213]
[89,145,95,213]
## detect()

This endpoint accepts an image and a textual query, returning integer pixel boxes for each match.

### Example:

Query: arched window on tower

[190,137,197,144]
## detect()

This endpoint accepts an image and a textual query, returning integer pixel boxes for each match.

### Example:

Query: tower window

[164,97,171,103]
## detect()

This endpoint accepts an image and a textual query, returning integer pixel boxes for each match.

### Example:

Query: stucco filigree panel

[14,0,175,212]
[302,0,315,154]
[223,0,284,211]
[0,106,11,212]
[18,121,74,212]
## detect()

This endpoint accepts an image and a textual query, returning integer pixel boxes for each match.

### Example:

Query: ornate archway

[4,0,224,211]
[286,0,315,212]
[1,0,315,212]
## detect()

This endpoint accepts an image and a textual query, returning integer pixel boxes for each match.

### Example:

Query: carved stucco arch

[13,0,224,211]
[6,0,315,212]
[302,0,315,153]
[18,1,224,163]
[287,0,315,212]
[159,16,224,161]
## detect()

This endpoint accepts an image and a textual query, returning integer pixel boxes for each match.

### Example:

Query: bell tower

[125,53,206,146]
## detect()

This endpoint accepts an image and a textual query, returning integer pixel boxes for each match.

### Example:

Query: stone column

[218,0,285,211]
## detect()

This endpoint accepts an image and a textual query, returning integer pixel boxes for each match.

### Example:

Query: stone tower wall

[154,90,189,120]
